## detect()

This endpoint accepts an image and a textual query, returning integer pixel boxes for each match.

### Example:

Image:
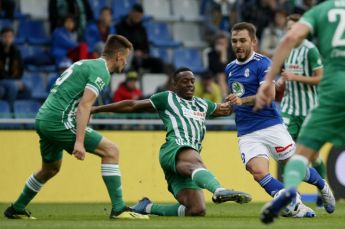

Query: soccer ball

[273,189,302,217]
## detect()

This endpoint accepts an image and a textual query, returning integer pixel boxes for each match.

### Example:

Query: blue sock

[304,167,325,190]
[259,174,284,197]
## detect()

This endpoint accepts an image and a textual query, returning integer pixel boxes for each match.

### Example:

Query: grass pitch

[0,202,344,229]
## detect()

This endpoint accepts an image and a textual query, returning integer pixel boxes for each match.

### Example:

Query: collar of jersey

[235,51,256,65]
[99,57,110,74]
[171,91,194,103]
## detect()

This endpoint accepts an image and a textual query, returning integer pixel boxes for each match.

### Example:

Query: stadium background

[0,0,344,204]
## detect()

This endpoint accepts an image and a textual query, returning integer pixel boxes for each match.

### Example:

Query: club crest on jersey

[244,68,250,77]
[95,77,105,90]
[182,107,206,121]
[232,82,245,97]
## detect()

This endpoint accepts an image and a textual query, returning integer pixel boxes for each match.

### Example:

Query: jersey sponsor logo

[286,64,304,75]
[244,68,250,77]
[275,143,293,153]
[95,77,105,90]
[232,82,245,97]
[182,107,206,121]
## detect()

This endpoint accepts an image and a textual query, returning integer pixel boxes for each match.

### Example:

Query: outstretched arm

[212,102,233,117]
[91,99,155,113]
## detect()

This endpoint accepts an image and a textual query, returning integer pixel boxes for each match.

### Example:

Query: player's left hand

[218,101,232,115]
[254,82,275,111]
[226,94,242,106]
[281,70,296,81]
[73,142,86,160]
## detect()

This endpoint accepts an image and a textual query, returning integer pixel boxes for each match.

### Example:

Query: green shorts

[281,113,305,139]
[298,71,345,151]
[159,141,201,197]
[35,119,103,163]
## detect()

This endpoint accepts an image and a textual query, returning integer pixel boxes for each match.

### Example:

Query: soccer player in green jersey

[276,14,327,207]
[4,35,148,220]
[91,67,252,216]
[254,1,342,224]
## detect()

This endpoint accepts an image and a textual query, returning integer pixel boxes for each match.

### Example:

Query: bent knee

[246,167,268,182]
[187,207,206,216]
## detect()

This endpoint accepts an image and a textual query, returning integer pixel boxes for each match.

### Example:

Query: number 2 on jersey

[328,9,345,47]
[55,61,83,86]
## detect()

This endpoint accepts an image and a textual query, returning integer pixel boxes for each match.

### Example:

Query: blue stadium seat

[145,22,181,48]
[112,0,138,20]
[15,18,27,45]
[173,48,205,73]
[88,0,109,19]
[0,100,15,129]
[14,100,41,118]
[0,19,13,29]
[22,73,48,100]
[26,20,50,45]
[47,73,58,92]
[150,47,169,64]
[18,45,55,71]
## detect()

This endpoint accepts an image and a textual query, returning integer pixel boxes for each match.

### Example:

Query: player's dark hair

[132,3,144,13]
[231,22,257,40]
[100,6,112,15]
[0,27,14,35]
[173,67,193,80]
[103,35,133,58]
[287,14,301,23]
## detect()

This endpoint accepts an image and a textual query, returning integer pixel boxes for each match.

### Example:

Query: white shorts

[238,124,295,165]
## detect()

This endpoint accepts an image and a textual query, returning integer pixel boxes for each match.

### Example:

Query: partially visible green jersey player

[91,68,252,217]
[276,14,326,206]
[257,1,343,224]
[4,35,148,220]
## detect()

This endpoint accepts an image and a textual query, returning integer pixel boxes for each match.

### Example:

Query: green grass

[0,202,344,229]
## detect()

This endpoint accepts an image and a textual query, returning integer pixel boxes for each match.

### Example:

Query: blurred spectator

[85,7,115,53]
[49,0,93,36]
[204,0,237,42]
[194,71,222,103]
[92,42,105,59]
[208,33,234,98]
[51,15,89,64]
[116,4,164,73]
[260,10,287,58]
[0,0,15,19]
[113,71,143,102]
[0,27,30,111]
[240,0,277,39]
[293,0,316,14]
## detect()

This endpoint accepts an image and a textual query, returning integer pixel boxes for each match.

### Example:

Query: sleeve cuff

[86,84,99,96]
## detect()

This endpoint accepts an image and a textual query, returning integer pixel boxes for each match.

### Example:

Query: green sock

[101,164,126,212]
[150,203,185,216]
[312,157,326,178]
[191,168,221,193]
[284,155,309,189]
[13,174,43,211]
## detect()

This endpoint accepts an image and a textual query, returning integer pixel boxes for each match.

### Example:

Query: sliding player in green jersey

[4,35,148,220]
[276,14,326,207]
[91,67,252,216]
[255,0,342,224]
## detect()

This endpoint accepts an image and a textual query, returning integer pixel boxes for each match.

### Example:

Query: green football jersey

[281,39,323,116]
[36,58,111,128]
[300,0,345,73]
[150,91,217,151]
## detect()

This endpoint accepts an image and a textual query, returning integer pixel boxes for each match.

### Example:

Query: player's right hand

[226,94,242,106]
[73,142,86,160]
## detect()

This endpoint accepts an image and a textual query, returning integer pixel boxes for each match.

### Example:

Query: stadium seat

[145,22,182,48]
[18,45,55,71]
[0,100,15,129]
[13,100,41,129]
[88,0,109,19]
[26,20,50,45]
[22,73,48,100]
[173,22,206,48]
[0,19,13,29]
[15,18,27,45]
[141,73,168,97]
[143,0,174,20]
[172,0,202,21]
[47,73,58,92]
[173,48,205,73]
[150,47,170,64]
[112,0,138,20]
[19,0,48,19]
